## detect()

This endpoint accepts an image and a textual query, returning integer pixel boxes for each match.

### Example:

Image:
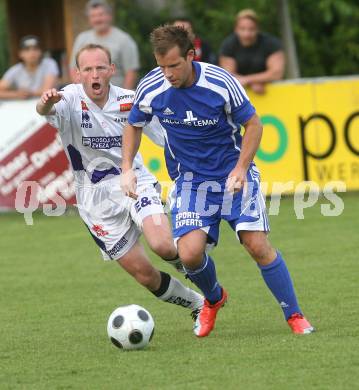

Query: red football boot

[193,289,228,337]
[287,313,315,334]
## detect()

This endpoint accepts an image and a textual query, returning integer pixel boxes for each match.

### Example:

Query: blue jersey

[128,62,256,184]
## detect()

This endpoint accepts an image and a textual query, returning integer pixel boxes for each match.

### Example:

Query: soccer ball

[107,305,155,350]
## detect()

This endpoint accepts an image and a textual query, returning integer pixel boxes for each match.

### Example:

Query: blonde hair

[75,44,112,68]
[236,9,259,26]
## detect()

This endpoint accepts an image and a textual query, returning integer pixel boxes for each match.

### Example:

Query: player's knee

[178,245,204,266]
[149,239,176,260]
[177,230,207,267]
[242,236,271,261]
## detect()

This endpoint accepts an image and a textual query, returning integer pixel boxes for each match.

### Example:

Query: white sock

[154,272,204,311]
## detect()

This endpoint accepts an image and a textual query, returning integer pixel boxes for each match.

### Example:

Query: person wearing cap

[69,0,139,89]
[219,9,285,94]
[0,35,59,100]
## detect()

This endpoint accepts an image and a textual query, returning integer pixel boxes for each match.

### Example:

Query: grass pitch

[1,194,358,389]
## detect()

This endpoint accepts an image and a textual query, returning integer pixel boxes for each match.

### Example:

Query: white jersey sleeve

[143,116,164,147]
[45,84,76,133]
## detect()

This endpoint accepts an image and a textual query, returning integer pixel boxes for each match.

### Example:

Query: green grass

[1,194,358,389]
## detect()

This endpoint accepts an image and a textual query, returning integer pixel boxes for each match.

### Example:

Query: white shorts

[76,174,164,261]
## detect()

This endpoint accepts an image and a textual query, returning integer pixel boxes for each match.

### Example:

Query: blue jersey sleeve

[128,103,153,127]
[128,67,164,127]
[213,65,256,126]
[204,64,256,127]
[223,71,256,126]
[231,99,256,126]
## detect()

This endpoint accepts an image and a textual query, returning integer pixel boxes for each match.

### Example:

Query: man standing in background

[219,9,285,94]
[69,0,139,89]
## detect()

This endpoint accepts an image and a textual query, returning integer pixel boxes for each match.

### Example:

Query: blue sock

[184,254,222,304]
[259,251,302,320]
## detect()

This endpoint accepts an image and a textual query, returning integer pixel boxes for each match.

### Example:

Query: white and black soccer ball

[107,305,154,350]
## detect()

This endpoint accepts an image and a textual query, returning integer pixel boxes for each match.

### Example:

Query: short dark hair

[150,25,194,57]
[85,0,112,15]
[75,44,112,67]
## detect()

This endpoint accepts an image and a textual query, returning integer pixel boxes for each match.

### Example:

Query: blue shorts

[170,166,269,247]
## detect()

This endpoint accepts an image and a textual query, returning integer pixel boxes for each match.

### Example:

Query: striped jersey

[128,61,256,184]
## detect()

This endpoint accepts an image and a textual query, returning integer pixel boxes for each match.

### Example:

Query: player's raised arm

[36,88,62,116]
[121,123,143,198]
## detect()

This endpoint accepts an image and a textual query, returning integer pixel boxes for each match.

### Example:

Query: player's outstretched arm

[36,88,62,116]
[121,123,143,198]
[226,113,263,193]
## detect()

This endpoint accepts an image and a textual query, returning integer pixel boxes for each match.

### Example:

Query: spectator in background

[0,35,59,100]
[70,0,139,89]
[219,9,285,94]
[172,17,216,64]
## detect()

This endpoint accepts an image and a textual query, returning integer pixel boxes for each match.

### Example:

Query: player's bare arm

[226,113,263,193]
[36,88,62,116]
[121,123,143,198]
